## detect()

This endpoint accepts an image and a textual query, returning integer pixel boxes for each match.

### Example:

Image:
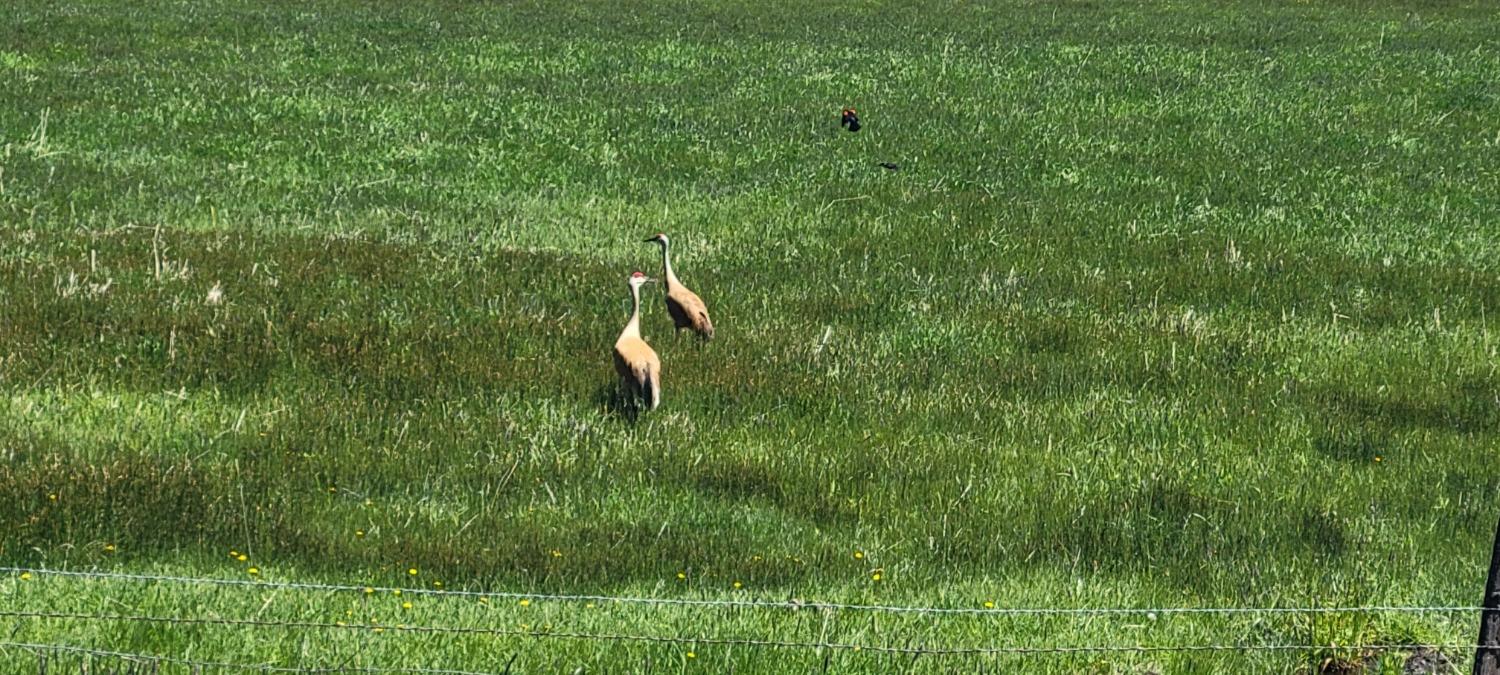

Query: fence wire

[1,566,1482,617]
[0,609,1478,657]
[0,640,499,674]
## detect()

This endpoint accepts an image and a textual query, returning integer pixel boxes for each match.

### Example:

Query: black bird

[878,162,900,171]
[840,107,861,132]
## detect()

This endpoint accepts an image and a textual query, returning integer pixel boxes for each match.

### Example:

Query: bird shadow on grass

[591,381,643,424]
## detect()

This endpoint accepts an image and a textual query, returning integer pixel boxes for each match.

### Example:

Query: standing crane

[643,233,714,341]
[613,271,661,412]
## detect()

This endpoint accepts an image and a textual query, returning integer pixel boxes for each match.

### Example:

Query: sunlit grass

[0,0,1497,671]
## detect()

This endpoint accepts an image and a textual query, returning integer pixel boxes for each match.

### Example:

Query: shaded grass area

[0,0,1497,671]
[1,226,1493,602]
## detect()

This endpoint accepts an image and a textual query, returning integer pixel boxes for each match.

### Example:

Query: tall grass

[1,0,1496,671]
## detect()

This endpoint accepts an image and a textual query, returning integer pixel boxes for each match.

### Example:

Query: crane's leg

[618,376,637,420]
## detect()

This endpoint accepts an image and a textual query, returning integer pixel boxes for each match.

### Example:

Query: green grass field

[1,0,1498,671]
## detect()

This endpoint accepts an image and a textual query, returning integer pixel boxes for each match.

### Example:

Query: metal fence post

[1476,513,1500,675]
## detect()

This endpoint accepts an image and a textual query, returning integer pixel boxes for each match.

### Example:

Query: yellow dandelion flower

[19,572,32,581]
[48,494,57,501]
[853,550,864,560]
[104,544,116,553]
[479,597,489,604]
[247,567,260,575]
[328,486,337,493]
[586,602,596,609]
[686,652,697,659]
[402,601,412,610]
[355,530,365,538]
[407,568,418,576]
[1374,456,1383,463]
[229,550,239,558]
[433,580,443,588]
[871,572,882,582]
[336,621,347,626]
[551,549,562,558]
[393,589,402,596]
[237,554,248,562]
[373,627,384,633]
[983,601,995,609]
[676,571,686,580]
[732,581,743,589]
[519,599,531,607]
[364,587,374,595]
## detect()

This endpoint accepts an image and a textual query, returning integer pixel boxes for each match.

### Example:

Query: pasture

[1,0,1497,671]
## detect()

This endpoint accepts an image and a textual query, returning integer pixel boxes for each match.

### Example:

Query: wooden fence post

[1476,512,1500,675]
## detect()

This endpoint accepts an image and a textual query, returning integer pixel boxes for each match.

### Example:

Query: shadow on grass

[1313,425,1390,464]
[0,446,1376,596]
[591,380,645,424]
[1308,379,1499,439]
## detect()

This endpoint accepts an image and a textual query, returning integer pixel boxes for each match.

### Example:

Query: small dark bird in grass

[878,162,900,171]
[840,107,861,132]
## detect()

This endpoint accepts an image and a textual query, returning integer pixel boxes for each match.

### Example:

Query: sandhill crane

[643,233,714,341]
[613,271,661,411]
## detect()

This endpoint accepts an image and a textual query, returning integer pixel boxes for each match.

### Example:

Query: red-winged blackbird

[841,107,861,132]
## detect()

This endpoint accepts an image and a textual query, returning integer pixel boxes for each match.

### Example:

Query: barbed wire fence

[0,641,499,675]
[0,567,1483,617]
[0,565,1487,674]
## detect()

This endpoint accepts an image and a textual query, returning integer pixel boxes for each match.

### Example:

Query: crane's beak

[642,236,659,243]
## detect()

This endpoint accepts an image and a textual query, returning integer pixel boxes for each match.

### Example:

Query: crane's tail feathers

[644,364,661,410]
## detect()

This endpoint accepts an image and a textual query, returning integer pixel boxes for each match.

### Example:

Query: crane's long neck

[620,283,643,340]
[658,241,681,289]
